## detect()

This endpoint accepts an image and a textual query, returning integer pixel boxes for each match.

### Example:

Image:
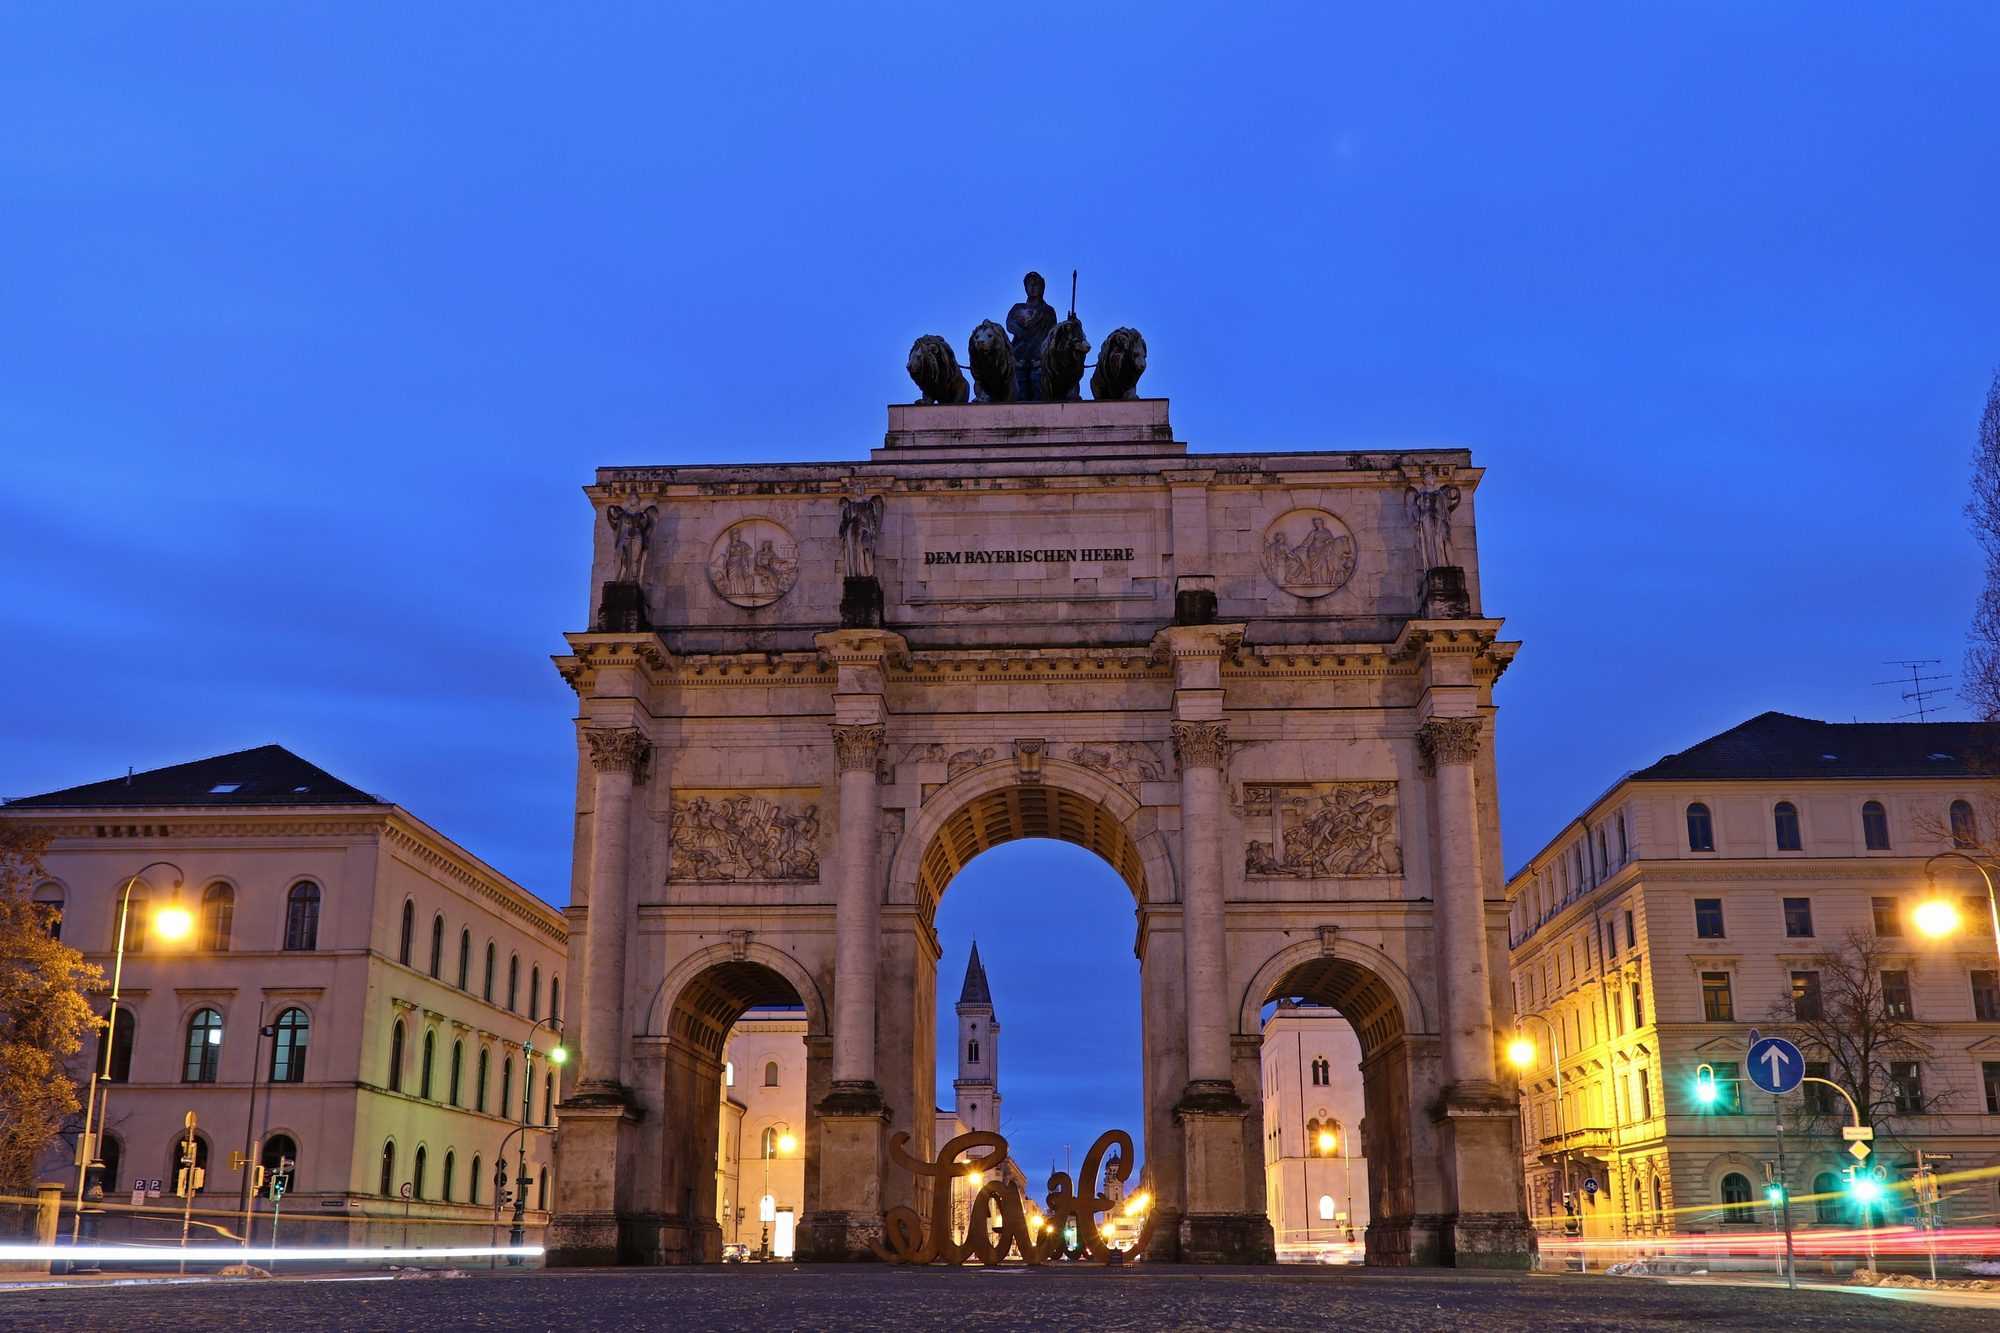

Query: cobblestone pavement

[1,1266,1984,1332]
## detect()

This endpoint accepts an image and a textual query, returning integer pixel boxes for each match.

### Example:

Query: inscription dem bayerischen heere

[923,547,1134,566]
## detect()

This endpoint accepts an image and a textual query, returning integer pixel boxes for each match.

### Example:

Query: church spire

[958,941,992,1007]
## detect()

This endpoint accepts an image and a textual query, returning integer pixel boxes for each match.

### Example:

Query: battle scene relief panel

[668,790,822,882]
[1243,781,1401,878]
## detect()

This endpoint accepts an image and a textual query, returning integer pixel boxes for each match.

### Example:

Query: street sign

[1583,1178,1599,1196]
[1850,1142,1871,1161]
[1841,1126,1874,1141]
[1746,1036,1805,1095]
[1870,1164,1889,1182]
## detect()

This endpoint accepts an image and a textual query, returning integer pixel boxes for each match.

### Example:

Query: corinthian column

[1419,714,1498,1089]
[829,722,886,1088]
[578,726,649,1092]
[1172,720,1232,1087]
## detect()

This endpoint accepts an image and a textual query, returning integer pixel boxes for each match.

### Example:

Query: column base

[1432,1081,1535,1270]
[1365,1215,1446,1267]
[547,1091,644,1267]
[800,1080,888,1262]
[795,1210,886,1262]
[1178,1212,1276,1265]
[1441,1213,1538,1270]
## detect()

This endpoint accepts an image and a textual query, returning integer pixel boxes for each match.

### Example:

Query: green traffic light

[1849,1176,1883,1204]
[1694,1064,1718,1106]
[1764,1184,1785,1205]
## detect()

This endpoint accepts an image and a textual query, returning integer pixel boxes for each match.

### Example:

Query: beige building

[7,745,568,1248]
[553,394,1530,1268]
[1506,713,2000,1246]
[1260,1002,1371,1258]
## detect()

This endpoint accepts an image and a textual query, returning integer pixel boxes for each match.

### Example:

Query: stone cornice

[381,819,567,945]
[22,808,391,843]
[555,634,674,695]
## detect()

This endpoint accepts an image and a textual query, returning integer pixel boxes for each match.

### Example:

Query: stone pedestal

[798,1081,889,1261]
[547,1094,645,1266]
[1434,1083,1536,1269]
[840,576,884,629]
[1420,566,1470,618]
[1174,1082,1275,1264]
[595,580,651,632]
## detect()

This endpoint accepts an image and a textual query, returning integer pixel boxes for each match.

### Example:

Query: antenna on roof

[1873,659,1951,721]
[125,766,133,786]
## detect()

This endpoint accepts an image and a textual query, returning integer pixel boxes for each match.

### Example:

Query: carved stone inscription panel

[668,790,821,881]
[1244,781,1400,877]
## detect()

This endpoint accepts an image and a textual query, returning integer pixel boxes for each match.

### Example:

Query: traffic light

[1764,1181,1786,1207]
[251,1165,267,1193]
[176,1166,206,1197]
[1694,1064,1718,1107]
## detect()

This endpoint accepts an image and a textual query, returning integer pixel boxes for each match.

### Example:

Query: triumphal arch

[549,315,1532,1268]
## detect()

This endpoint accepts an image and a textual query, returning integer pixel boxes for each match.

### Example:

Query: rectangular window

[1782,897,1814,938]
[1637,1068,1652,1119]
[1872,896,1903,937]
[1803,1061,1835,1115]
[1701,971,1734,1022]
[1624,909,1636,949]
[1881,970,1914,1019]
[1694,899,1725,939]
[1790,970,1823,1021]
[1974,971,2000,1023]
[1985,1061,2000,1115]
[1889,1061,1925,1115]
[1711,1060,1744,1114]
[1630,982,1645,1028]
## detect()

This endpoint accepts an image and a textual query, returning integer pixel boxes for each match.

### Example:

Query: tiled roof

[5,745,384,809]
[1628,712,1993,783]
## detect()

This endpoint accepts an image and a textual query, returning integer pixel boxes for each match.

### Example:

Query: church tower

[953,942,1001,1135]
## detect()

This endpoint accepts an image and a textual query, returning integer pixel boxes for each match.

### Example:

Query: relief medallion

[1260,508,1357,599]
[708,517,800,608]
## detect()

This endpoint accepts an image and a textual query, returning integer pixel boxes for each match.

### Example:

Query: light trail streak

[0,1244,544,1264]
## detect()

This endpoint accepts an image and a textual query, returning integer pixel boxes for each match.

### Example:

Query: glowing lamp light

[1913,898,1961,939]
[777,1133,798,1155]
[1506,1037,1535,1069]
[1123,1190,1151,1218]
[153,901,195,943]
[1317,1131,1337,1154]
[1694,1064,1718,1106]
[1849,1176,1883,1205]
[967,1169,984,1187]
[548,1045,570,1066]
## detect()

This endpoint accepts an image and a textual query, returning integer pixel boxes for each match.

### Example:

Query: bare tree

[1762,929,1954,1150]
[1965,369,2000,722]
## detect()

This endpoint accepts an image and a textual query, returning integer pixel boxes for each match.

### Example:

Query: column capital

[830,723,887,772]
[1417,716,1482,769]
[1171,720,1230,772]
[584,726,652,776]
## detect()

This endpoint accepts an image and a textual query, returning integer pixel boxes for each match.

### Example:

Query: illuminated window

[183,1008,223,1082]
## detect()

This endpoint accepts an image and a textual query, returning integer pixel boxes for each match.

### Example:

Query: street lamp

[507,1015,566,1264]
[1507,1013,1572,1240]
[760,1120,794,1259]
[71,860,189,1255]
[1916,850,2000,965]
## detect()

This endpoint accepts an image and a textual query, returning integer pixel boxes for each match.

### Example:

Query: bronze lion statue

[968,320,1016,403]
[1040,316,1090,401]
[906,334,968,405]
[1090,327,1148,400]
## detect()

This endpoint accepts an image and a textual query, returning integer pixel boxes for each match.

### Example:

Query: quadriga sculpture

[1040,316,1090,402]
[968,320,1016,403]
[906,334,969,405]
[1090,327,1148,400]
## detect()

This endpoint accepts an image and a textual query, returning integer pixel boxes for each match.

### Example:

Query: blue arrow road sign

[1747,1035,1805,1095]
[1583,1178,1598,1196]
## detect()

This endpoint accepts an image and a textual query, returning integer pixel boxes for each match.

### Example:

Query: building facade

[551,389,1530,1269]
[1260,1002,1372,1257]
[7,746,568,1248]
[1506,713,2000,1246]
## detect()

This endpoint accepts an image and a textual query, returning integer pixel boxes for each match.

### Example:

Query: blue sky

[4,5,1996,1181]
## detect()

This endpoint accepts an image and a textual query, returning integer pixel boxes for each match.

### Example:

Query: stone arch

[1245,940,1433,1266]
[885,758,1177,921]
[643,940,829,1042]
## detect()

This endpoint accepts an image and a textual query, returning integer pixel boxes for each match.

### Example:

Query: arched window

[413,1145,428,1201]
[125,887,150,953]
[484,943,496,1001]
[470,1154,483,1205]
[507,955,519,1011]
[1951,800,1978,849]
[270,1007,310,1083]
[458,930,471,989]
[1813,1171,1841,1223]
[420,1030,436,1100]
[1719,1172,1753,1221]
[539,1171,548,1211]
[1862,801,1891,850]
[32,883,63,940]
[284,882,320,951]
[379,1140,396,1196]
[1652,1175,1664,1216]
[398,900,414,965]
[476,1048,490,1113]
[530,965,541,1020]
[764,1060,780,1087]
[500,1057,514,1119]
[429,914,444,978]
[550,976,561,1021]
[183,1008,223,1082]
[967,1039,980,1064]
[260,1135,297,1197]
[543,1070,555,1124]
[1686,803,1715,852]
[197,883,234,951]
[450,1040,464,1106]
[99,1008,135,1083]
[1311,1057,1330,1086]
[388,1020,405,1092]
[1617,813,1629,862]
[1318,1194,1335,1220]
[443,1150,456,1203]
[1773,802,1801,852]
